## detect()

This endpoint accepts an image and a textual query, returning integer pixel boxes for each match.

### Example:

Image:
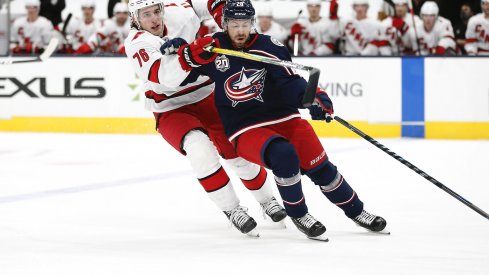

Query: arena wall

[0,56,488,139]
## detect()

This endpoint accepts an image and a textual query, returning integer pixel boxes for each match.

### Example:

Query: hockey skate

[260,197,287,223]
[291,213,328,242]
[224,206,259,237]
[352,210,389,234]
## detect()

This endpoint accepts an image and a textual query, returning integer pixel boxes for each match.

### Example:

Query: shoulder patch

[270,37,284,47]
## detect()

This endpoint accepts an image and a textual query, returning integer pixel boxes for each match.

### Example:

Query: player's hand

[207,0,226,28]
[392,17,408,34]
[329,0,338,20]
[309,87,334,122]
[177,36,218,71]
[290,23,304,36]
[160,37,188,55]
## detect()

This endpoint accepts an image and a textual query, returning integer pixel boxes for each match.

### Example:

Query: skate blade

[372,229,390,235]
[307,233,329,242]
[246,229,260,238]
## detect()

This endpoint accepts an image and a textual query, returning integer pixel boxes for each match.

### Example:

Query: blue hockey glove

[160,37,188,55]
[308,87,334,122]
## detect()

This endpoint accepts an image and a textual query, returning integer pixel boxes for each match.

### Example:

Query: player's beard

[229,32,250,49]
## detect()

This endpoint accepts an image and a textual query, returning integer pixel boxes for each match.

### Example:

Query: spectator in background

[341,0,391,55]
[39,0,65,26]
[11,0,53,54]
[437,0,481,25]
[414,1,456,55]
[108,0,121,18]
[289,0,340,56]
[465,0,489,55]
[454,3,474,54]
[256,5,288,44]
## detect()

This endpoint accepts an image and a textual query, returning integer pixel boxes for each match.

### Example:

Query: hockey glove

[207,0,226,28]
[329,0,338,20]
[160,37,188,55]
[290,23,304,36]
[391,17,409,35]
[177,36,218,72]
[308,87,334,122]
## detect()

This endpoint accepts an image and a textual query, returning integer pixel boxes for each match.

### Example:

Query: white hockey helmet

[128,0,165,28]
[420,1,439,16]
[113,2,129,14]
[24,0,40,8]
[392,0,408,5]
[482,0,489,3]
[81,0,96,8]
[352,0,369,5]
[257,5,273,17]
[307,0,322,6]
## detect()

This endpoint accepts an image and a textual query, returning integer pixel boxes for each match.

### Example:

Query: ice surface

[0,133,488,275]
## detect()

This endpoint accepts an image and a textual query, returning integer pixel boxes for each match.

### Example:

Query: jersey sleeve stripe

[145,79,213,103]
[148,59,161,84]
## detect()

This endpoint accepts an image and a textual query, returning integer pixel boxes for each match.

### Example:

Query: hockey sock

[264,139,307,218]
[184,130,239,211]
[199,166,240,211]
[225,157,272,204]
[308,160,363,218]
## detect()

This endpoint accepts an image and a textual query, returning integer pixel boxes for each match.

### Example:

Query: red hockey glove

[177,36,218,72]
[434,46,446,55]
[117,44,126,55]
[75,43,94,54]
[391,17,408,35]
[329,0,338,20]
[290,23,304,36]
[207,0,226,28]
[308,87,334,122]
[11,45,22,54]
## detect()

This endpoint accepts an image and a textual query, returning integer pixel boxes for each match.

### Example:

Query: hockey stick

[293,10,303,56]
[407,0,421,55]
[332,115,489,220]
[205,45,320,107]
[61,13,73,40]
[0,38,59,65]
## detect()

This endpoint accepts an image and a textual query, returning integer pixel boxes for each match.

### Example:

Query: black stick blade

[302,68,320,107]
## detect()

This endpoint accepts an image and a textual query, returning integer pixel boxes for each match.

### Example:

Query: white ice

[0,132,488,275]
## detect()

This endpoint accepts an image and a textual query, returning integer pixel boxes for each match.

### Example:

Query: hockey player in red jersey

[124,0,286,236]
[164,0,388,241]
[465,0,489,55]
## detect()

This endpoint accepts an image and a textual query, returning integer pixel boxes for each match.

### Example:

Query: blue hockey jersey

[196,32,308,141]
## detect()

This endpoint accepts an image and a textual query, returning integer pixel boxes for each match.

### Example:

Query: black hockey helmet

[222,0,255,22]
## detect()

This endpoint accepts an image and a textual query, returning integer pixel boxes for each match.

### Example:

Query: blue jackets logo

[224,67,266,107]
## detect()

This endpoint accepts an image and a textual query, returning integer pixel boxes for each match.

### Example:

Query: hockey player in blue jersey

[161,0,387,240]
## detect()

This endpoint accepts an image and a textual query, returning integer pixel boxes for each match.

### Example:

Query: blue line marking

[402,57,425,138]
